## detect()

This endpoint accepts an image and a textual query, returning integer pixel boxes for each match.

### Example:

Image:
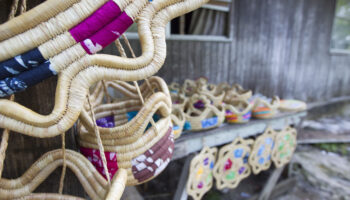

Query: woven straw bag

[0,0,208,138]
[78,77,174,186]
[223,84,252,103]
[225,100,253,123]
[171,92,188,110]
[197,83,225,106]
[252,96,280,119]
[182,79,197,97]
[278,99,307,112]
[271,126,297,168]
[184,94,225,131]
[168,82,181,94]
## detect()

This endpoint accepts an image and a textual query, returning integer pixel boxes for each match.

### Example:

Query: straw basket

[182,79,197,97]
[272,126,297,168]
[168,82,181,94]
[184,94,225,131]
[223,84,252,103]
[278,99,307,112]
[197,83,225,106]
[78,77,174,186]
[252,96,280,119]
[225,100,253,123]
[171,92,188,110]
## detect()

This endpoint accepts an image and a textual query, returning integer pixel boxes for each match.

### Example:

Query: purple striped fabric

[81,12,134,54]
[69,0,121,42]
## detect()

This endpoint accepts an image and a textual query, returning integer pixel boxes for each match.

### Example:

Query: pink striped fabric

[81,12,134,54]
[69,0,121,42]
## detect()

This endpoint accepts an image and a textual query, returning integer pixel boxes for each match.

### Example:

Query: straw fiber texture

[0,0,209,137]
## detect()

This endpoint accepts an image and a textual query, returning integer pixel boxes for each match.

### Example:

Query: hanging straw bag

[78,76,174,186]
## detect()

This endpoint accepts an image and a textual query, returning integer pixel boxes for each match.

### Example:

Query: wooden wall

[122,0,350,102]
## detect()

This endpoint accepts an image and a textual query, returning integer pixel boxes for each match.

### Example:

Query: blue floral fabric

[0,61,56,97]
[0,48,46,79]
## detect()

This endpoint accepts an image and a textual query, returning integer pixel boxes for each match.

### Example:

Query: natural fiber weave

[185,94,225,131]
[186,146,217,200]
[0,0,110,61]
[223,84,252,104]
[225,100,252,123]
[271,126,297,168]
[78,76,174,185]
[182,79,197,97]
[168,82,181,94]
[0,149,127,200]
[0,0,80,42]
[278,99,307,112]
[248,127,276,174]
[213,137,253,190]
[171,92,187,110]
[171,107,186,139]
[197,83,225,106]
[0,0,209,137]
[252,96,280,119]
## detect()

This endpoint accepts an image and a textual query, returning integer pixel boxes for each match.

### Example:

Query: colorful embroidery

[213,137,253,189]
[187,146,217,200]
[81,12,134,54]
[69,0,121,42]
[0,48,45,80]
[225,110,251,123]
[80,147,119,180]
[131,127,174,183]
[201,116,218,129]
[0,61,56,97]
[272,126,297,168]
[249,127,276,174]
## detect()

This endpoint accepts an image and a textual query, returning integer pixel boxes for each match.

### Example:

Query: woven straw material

[186,146,217,200]
[0,0,80,42]
[171,107,186,139]
[171,92,188,110]
[213,137,253,190]
[182,79,197,97]
[185,94,225,131]
[225,100,252,123]
[272,126,297,168]
[278,99,307,112]
[78,76,174,186]
[197,83,225,106]
[168,82,181,94]
[14,193,85,200]
[248,127,276,174]
[0,0,111,62]
[223,84,252,104]
[252,96,280,119]
[0,149,128,200]
[0,0,209,137]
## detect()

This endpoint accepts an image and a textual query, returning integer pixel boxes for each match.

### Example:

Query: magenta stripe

[69,0,121,42]
[81,12,134,54]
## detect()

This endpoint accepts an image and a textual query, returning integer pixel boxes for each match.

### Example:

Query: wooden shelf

[172,111,307,160]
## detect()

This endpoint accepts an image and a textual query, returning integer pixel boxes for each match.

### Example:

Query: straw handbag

[272,126,297,168]
[197,83,225,106]
[171,92,188,110]
[184,94,225,131]
[252,96,280,119]
[168,82,181,94]
[248,127,276,174]
[187,146,217,200]
[223,84,252,103]
[0,0,208,137]
[78,76,174,186]
[225,100,253,123]
[213,137,254,190]
[171,107,186,139]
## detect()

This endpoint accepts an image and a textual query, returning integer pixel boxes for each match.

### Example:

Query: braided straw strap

[0,0,209,137]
